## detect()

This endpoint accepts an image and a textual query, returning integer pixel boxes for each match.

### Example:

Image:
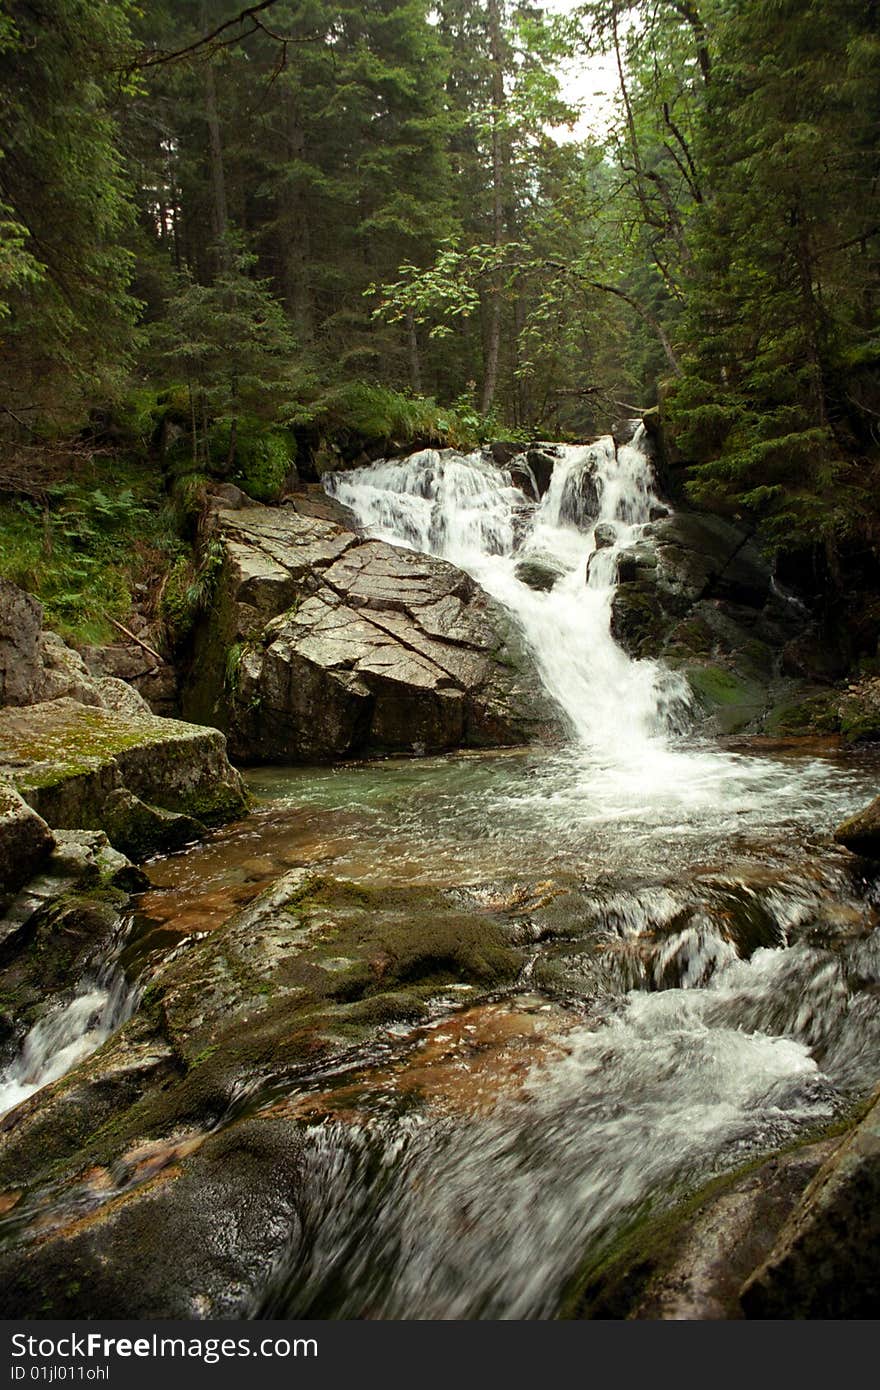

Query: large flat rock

[0,698,247,860]
[184,505,562,761]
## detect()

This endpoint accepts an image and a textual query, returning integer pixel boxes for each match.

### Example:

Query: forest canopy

[0,0,878,566]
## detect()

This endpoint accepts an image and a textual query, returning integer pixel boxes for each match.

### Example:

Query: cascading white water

[0,936,138,1120]
[286,430,880,1318]
[327,429,689,762]
[3,435,875,1320]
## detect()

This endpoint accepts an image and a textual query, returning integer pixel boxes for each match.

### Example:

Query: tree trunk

[407,312,422,395]
[281,97,313,339]
[202,2,228,253]
[480,0,506,418]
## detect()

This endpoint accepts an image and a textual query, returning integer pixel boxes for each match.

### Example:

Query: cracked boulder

[184,501,562,761]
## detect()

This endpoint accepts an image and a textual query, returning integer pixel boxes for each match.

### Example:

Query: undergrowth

[0,378,525,649]
[0,455,186,645]
[301,381,519,451]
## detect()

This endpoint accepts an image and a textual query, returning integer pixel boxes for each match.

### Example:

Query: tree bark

[671,1,711,85]
[202,2,229,254]
[480,0,505,417]
[281,96,313,339]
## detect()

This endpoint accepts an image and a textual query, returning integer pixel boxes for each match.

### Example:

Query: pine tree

[668,0,880,561]
[150,238,296,469]
[0,0,139,417]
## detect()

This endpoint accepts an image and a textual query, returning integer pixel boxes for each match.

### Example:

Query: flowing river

[3,429,880,1317]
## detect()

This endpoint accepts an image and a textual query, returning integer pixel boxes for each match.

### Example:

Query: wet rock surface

[184,505,562,761]
[514,552,568,592]
[609,512,820,734]
[0,822,144,1067]
[571,1137,840,1319]
[834,795,880,857]
[740,1093,880,1318]
[0,827,877,1319]
[0,869,549,1316]
[2,433,880,1320]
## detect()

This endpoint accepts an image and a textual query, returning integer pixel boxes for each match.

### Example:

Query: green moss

[226,424,296,503]
[610,587,671,660]
[4,706,212,785]
[334,989,429,1030]
[684,663,766,732]
[188,1043,219,1069]
[176,782,249,825]
[687,665,747,705]
[765,694,841,737]
[839,709,880,743]
[666,616,714,659]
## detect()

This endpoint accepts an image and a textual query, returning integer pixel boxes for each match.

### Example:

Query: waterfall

[0,928,138,1120]
[326,429,691,760]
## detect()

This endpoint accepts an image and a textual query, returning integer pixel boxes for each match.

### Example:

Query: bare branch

[662,101,702,202]
[132,2,322,72]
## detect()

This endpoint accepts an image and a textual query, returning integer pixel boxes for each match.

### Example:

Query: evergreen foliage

[149,237,297,469]
[0,0,140,411]
[667,0,880,557]
[0,0,878,626]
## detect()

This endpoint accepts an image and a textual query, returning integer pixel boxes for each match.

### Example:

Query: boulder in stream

[514,552,568,592]
[833,795,880,856]
[608,510,814,735]
[184,502,562,761]
[740,1092,880,1318]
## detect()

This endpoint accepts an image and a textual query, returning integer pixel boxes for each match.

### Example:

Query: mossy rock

[610,585,677,660]
[834,795,880,856]
[561,1128,845,1320]
[0,870,530,1201]
[683,663,767,733]
[1,892,121,1007]
[839,707,880,744]
[665,615,714,660]
[0,698,247,860]
[764,693,841,737]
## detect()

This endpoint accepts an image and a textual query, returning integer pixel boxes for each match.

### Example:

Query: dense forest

[0,0,879,648]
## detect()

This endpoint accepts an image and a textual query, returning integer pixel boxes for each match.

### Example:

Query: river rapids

[3,429,880,1318]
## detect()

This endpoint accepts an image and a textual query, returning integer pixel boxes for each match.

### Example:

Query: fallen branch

[108,617,164,665]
